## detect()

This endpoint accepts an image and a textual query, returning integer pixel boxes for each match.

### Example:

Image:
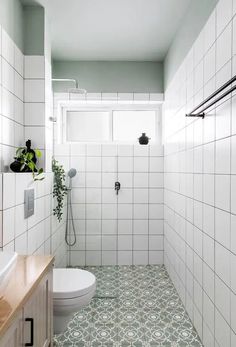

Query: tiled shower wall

[163,1,236,346]
[54,143,164,266]
[0,23,65,266]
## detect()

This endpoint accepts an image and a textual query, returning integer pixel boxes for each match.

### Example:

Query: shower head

[68,168,77,178]
[52,78,87,95]
[68,87,87,95]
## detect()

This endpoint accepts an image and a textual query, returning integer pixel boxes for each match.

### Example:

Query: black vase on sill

[138,133,150,145]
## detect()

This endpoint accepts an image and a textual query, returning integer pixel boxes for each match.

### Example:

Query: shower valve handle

[115,182,121,195]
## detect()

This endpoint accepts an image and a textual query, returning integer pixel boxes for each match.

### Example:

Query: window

[67,111,110,142]
[63,105,160,143]
[113,110,156,142]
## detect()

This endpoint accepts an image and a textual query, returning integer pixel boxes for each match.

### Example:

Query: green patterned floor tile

[53,265,202,347]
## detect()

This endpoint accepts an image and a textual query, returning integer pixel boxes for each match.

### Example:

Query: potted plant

[52,158,68,222]
[10,140,44,180]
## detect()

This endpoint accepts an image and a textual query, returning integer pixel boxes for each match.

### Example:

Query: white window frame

[57,102,162,144]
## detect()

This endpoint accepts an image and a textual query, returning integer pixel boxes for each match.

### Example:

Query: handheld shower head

[68,168,77,178]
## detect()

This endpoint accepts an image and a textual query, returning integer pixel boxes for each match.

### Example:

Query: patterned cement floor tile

[90,324,117,344]
[54,265,203,347]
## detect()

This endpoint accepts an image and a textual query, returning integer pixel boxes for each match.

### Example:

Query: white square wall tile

[102,204,117,219]
[118,173,133,188]
[149,204,163,219]
[134,157,148,172]
[102,144,117,156]
[86,235,101,250]
[118,220,132,234]
[102,220,117,235]
[70,143,86,156]
[102,189,117,204]
[3,173,15,209]
[118,157,133,172]
[215,242,230,286]
[149,220,163,235]
[86,157,101,172]
[215,276,230,323]
[134,173,149,188]
[2,29,14,66]
[215,208,230,249]
[215,175,230,211]
[102,173,117,188]
[118,145,133,156]
[118,251,132,265]
[3,207,15,245]
[231,175,236,214]
[133,145,149,156]
[215,137,231,174]
[86,144,102,156]
[24,56,45,78]
[216,0,233,36]
[149,235,163,250]
[24,103,45,126]
[86,173,102,187]
[24,79,45,102]
[102,251,117,265]
[102,235,116,250]
[118,204,132,219]
[86,220,101,235]
[86,251,101,266]
[14,46,24,76]
[118,189,132,204]
[133,251,148,265]
[118,235,132,250]
[86,204,101,219]
[133,189,148,203]
[149,145,163,156]
[102,157,117,172]
[133,204,148,219]
[150,157,163,172]
[133,220,148,234]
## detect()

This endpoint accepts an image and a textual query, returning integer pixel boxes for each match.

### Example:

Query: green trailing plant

[52,158,68,222]
[15,147,44,181]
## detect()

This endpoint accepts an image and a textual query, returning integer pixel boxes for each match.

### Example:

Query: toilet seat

[53,268,96,300]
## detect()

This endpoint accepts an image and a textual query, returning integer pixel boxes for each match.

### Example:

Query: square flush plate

[24,189,35,218]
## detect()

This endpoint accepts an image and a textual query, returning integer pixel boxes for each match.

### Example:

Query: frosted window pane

[67,111,110,142]
[113,111,156,142]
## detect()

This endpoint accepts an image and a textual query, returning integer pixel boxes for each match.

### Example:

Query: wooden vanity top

[0,255,54,336]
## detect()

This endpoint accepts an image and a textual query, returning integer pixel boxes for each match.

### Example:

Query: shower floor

[54,265,202,347]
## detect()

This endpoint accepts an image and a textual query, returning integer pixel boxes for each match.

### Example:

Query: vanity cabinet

[0,312,22,347]
[23,271,53,347]
[0,259,53,347]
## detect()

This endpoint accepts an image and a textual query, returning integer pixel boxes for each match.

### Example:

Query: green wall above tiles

[164,0,218,88]
[0,0,44,54]
[52,61,164,93]
[0,0,24,51]
[23,5,45,55]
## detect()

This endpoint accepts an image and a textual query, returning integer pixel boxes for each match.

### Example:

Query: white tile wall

[0,24,48,171]
[54,143,164,266]
[0,173,66,266]
[163,1,236,346]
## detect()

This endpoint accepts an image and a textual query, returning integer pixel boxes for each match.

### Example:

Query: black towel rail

[186,75,236,119]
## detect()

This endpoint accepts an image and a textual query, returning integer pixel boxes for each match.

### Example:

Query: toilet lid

[53,268,96,299]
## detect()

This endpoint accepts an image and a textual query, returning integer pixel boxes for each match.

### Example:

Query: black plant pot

[10,160,32,173]
[138,133,150,145]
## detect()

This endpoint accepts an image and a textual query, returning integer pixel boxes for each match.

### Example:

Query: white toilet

[53,268,96,334]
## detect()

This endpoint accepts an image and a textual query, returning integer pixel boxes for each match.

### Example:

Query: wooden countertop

[0,255,54,336]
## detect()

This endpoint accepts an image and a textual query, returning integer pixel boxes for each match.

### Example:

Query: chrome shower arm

[52,78,78,88]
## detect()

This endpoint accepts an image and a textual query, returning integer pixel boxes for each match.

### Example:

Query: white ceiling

[22,0,192,61]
